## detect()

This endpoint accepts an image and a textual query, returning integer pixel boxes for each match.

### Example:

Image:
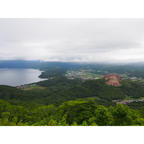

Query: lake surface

[0,68,46,86]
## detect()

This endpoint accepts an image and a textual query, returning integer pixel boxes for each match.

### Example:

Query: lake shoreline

[0,68,47,86]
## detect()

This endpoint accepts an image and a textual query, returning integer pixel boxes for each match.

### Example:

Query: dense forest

[1,99,144,126]
[1,61,144,126]
[0,76,144,125]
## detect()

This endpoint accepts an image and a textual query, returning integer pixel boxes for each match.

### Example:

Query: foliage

[1,61,144,125]
[0,99,143,126]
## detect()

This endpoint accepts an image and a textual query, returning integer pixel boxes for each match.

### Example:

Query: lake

[0,68,46,86]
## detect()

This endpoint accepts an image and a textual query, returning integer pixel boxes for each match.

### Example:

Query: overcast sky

[0,19,144,63]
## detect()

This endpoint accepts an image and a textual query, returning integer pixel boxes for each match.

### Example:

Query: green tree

[110,104,138,126]
[48,119,57,126]
[94,105,112,126]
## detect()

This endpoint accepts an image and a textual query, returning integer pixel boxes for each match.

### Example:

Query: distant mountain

[0,60,41,68]
[0,60,96,70]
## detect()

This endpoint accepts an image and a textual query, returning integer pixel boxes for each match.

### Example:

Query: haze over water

[0,68,46,86]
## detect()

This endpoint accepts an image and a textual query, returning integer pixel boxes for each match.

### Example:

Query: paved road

[113,98,144,104]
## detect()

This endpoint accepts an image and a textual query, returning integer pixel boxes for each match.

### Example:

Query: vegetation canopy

[0,61,144,126]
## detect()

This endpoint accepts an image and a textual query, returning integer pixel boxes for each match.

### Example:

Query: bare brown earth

[104,74,121,87]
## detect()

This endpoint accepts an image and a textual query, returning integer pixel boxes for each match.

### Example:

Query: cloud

[0,19,144,63]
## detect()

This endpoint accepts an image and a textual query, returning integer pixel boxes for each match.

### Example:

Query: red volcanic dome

[104,73,120,87]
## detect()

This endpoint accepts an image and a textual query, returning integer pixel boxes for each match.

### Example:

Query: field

[65,70,103,80]
[23,84,46,90]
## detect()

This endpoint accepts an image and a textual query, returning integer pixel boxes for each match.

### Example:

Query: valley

[1,61,144,125]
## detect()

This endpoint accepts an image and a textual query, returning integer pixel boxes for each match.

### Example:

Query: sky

[0,19,144,63]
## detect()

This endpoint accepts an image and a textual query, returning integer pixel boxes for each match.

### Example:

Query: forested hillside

[1,61,144,125]
[0,76,144,125]
[0,99,144,126]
